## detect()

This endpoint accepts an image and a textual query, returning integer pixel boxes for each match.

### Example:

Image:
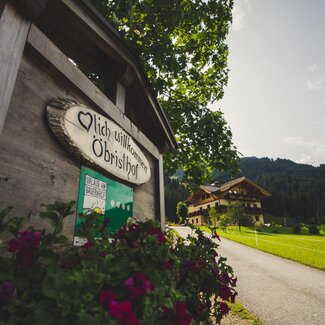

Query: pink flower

[171,302,191,325]
[7,230,41,268]
[219,285,231,300]
[216,302,230,323]
[124,272,154,298]
[109,300,140,325]
[99,289,140,325]
[219,301,229,316]
[99,289,115,308]
[82,241,93,249]
[146,227,166,244]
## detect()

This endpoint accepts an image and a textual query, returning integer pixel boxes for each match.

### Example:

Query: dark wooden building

[0,0,177,241]
[186,177,271,226]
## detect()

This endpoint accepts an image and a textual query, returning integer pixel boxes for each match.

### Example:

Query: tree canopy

[226,201,252,231]
[90,0,238,187]
[176,201,188,224]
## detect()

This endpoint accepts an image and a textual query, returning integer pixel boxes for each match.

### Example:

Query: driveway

[171,226,325,325]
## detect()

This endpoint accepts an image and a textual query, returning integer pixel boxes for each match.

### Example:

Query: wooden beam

[26,24,160,159]
[115,81,125,113]
[158,154,166,229]
[62,0,177,150]
[0,1,30,134]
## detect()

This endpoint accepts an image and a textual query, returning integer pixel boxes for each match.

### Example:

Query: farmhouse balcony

[188,206,263,218]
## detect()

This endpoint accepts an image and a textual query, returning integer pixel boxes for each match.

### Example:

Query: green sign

[74,167,133,245]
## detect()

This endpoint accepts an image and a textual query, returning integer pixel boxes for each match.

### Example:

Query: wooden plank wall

[0,30,159,239]
[0,1,30,134]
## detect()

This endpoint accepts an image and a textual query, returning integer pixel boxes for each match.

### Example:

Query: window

[191,219,194,224]
[207,204,210,209]
[215,202,219,206]
[200,207,203,211]
[254,204,257,208]
[255,216,259,222]
[196,218,199,224]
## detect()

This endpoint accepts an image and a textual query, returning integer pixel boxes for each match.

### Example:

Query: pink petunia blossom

[7,230,41,268]
[171,302,191,325]
[124,272,154,298]
[146,227,166,244]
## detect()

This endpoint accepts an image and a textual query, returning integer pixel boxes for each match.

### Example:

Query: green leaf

[0,206,13,220]
[42,276,59,299]
[39,248,59,264]
[0,257,13,281]
[23,308,58,325]
[78,313,96,325]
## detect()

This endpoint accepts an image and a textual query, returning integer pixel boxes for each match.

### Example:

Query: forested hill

[212,157,325,223]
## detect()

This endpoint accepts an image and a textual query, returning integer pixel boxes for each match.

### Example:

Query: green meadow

[202,226,325,270]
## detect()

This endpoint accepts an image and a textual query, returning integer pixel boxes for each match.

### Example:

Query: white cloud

[232,0,251,32]
[281,136,325,166]
[308,64,317,72]
[297,153,315,165]
[305,78,325,91]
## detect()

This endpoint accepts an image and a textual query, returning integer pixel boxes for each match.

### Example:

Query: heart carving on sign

[78,111,93,132]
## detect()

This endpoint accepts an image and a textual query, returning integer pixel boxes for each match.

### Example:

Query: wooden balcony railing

[188,206,263,218]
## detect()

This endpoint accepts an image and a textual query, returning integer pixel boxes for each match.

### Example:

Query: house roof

[219,177,271,197]
[18,0,177,152]
[200,185,219,193]
[187,176,271,203]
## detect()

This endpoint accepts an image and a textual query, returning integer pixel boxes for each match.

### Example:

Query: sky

[211,0,325,166]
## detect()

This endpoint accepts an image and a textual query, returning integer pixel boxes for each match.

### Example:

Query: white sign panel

[47,100,151,185]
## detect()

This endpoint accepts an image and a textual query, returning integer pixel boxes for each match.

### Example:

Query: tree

[219,214,231,232]
[208,207,219,227]
[226,201,252,232]
[89,0,238,188]
[164,174,189,222]
[176,201,188,224]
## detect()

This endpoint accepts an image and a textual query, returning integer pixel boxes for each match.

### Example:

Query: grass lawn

[226,301,263,325]
[200,225,325,270]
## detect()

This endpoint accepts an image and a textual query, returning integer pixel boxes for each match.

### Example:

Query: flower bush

[0,202,237,324]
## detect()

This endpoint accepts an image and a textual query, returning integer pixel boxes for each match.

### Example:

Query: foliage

[89,0,239,188]
[212,156,325,223]
[164,174,189,222]
[218,214,231,232]
[292,225,301,234]
[228,301,263,325]
[308,225,320,235]
[208,208,219,227]
[0,202,236,324]
[176,202,188,224]
[226,202,252,232]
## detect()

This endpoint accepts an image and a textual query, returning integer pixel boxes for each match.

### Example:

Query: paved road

[171,226,325,325]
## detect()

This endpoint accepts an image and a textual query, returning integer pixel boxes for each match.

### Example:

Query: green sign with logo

[74,167,133,245]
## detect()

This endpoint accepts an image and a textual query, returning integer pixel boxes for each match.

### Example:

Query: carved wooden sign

[47,99,151,185]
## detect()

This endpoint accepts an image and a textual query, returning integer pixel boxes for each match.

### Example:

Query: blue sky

[212,0,325,166]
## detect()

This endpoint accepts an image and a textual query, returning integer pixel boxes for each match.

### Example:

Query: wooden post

[0,1,30,134]
[158,154,166,230]
[115,81,125,113]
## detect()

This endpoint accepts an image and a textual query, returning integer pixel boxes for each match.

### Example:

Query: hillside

[212,157,325,224]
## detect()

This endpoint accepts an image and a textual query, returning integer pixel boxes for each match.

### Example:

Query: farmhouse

[186,177,271,226]
[0,0,177,243]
